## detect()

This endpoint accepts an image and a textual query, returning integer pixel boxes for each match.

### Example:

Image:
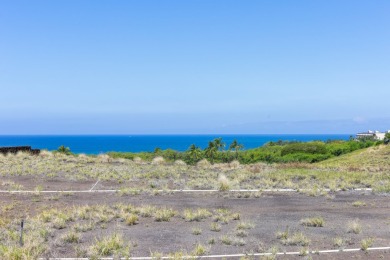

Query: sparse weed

[279,232,310,246]
[361,237,374,251]
[62,231,81,243]
[347,219,362,234]
[220,235,232,245]
[152,156,165,165]
[210,222,221,232]
[139,205,157,217]
[90,233,129,257]
[125,214,139,225]
[183,208,212,222]
[333,237,345,248]
[119,188,141,196]
[208,237,216,245]
[191,227,202,235]
[192,243,207,255]
[352,201,366,207]
[73,222,94,232]
[218,174,230,191]
[154,208,176,222]
[235,230,248,237]
[52,217,67,229]
[276,228,289,240]
[299,247,308,256]
[300,217,324,227]
[236,221,254,230]
[231,213,241,220]
[232,237,246,246]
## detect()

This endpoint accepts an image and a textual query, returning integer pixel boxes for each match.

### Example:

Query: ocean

[0,135,351,154]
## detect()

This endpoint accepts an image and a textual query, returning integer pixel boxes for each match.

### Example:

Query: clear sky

[1,0,389,134]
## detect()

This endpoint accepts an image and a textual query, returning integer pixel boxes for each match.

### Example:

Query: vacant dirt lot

[0,152,389,259]
[1,190,389,259]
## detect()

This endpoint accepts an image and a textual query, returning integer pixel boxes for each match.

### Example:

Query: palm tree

[213,137,225,151]
[229,139,243,159]
[57,145,71,154]
[188,144,201,162]
[204,141,217,163]
[154,147,162,154]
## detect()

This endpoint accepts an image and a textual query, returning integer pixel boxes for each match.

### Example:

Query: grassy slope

[1,146,389,193]
[317,145,390,172]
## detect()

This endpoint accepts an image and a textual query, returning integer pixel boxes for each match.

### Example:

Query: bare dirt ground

[1,190,389,259]
[1,152,389,259]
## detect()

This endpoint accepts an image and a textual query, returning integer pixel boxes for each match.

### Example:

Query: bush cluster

[108,138,379,165]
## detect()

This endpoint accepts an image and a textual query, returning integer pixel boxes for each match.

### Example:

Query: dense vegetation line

[105,137,385,165]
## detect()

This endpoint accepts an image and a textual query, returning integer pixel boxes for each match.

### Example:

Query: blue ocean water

[0,135,351,154]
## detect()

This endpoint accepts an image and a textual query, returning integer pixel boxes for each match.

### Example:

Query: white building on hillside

[356,130,390,140]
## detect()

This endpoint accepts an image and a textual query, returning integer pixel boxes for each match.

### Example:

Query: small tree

[57,145,71,155]
[213,137,225,151]
[188,144,201,162]
[229,139,244,159]
[154,147,162,154]
[205,141,217,163]
[385,132,390,145]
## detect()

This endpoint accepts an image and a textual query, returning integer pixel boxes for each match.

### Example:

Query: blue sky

[1,1,389,134]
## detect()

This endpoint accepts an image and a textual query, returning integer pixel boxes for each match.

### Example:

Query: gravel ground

[1,190,389,259]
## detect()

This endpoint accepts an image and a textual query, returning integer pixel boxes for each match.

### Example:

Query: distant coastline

[0,134,351,154]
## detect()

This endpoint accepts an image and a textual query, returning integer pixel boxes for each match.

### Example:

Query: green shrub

[281,142,327,156]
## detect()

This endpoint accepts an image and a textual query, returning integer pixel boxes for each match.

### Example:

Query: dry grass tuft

[218,174,230,191]
[154,207,176,222]
[183,208,212,222]
[133,157,143,163]
[360,237,374,251]
[300,217,324,227]
[90,233,129,257]
[125,214,139,225]
[152,156,165,165]
[347,219,362,234]
[98,154,112,163]
[196,159,211,168]
[192,243,207,255]
[39,150,53,157]
[229,160,240,168]
[332,237,345,248]
[352,201,366,207]
[174,160,187,166]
